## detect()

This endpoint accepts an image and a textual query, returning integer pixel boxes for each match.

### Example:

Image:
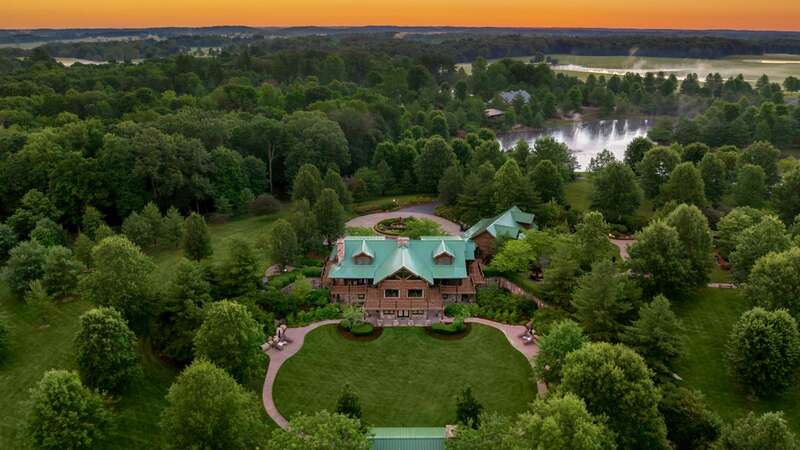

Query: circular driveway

[346,203,462,236]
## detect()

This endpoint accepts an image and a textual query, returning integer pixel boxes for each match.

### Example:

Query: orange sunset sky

[2,0,799,31]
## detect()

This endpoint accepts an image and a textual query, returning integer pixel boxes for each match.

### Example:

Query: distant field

[458,53,800,84]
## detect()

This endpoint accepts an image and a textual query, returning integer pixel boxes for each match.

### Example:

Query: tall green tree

[3,240,47,296]
[154,259,212,363]
[183,212,213,261]
[75,307,138,393]
[532,320,588,384]
[622,295,684,378]
[730,215,791,283]
[530,159,565,204]
[698,152,727,205]
[493,159,529,211]
[268,411,369,450]
[336,384,363,420]
[659,385,721,450]
[665,204,714,287]
[215,238,259,298]
[193,300,265,384]
[712,412,799,450]
[661,162,707,207]
[574,211,614,268]
[78,236,155,328]
[624,136,654,169]
[25,370,110,450]
[571,260,635,342]
[291,163,323,204]
[637,146,681,199]
[42,246,82,299]
[746,247,800,319]
[629,221,693,298]
[740,140,781,185]
[717,207,766,258]
[414,137,457,193]
[590,161,642,225]
[772,169,800,225]
[265,219,299,269]
[315,188,345,244]
[561,342,669,450]
[289,199,319,254]
[438,165,464,206]
[160,360,269,450]
[323,168,353,208]
[727,308,800,396]
[733,164,768,208]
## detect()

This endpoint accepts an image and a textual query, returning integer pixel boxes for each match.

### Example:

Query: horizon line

[1,24,799,34]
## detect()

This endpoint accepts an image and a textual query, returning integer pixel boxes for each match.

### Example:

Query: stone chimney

[397,237,410,248]
[336,238,345,263]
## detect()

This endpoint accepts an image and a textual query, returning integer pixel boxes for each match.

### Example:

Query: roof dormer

[352,240,374,265]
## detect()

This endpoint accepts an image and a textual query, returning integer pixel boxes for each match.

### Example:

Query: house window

[382,310,395,316]
[357,294,365,300]
[384,289,399,298]
[412,309,425,316]
[407,289,423,298]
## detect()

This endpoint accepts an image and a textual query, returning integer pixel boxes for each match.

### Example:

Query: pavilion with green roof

[461,206,535,259]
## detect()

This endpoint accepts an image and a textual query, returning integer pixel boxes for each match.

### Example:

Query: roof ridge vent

[397,237,410,248]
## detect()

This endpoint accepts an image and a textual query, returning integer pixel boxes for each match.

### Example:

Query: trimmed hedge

[431,321,466,335]
[351,322,374,336]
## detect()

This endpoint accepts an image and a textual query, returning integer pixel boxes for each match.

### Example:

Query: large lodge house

[321,206,535,323]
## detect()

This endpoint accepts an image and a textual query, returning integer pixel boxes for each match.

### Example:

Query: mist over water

[498,118,652,170]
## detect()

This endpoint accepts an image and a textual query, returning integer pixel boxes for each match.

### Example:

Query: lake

[498,118,653,170]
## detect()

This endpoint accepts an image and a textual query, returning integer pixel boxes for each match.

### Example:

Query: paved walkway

[345,207,461,236]
[262,319,340,429]
[611,238,634,260]
[465,318,548,396]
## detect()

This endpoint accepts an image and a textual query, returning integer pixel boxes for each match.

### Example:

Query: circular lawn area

[273,324,536,426]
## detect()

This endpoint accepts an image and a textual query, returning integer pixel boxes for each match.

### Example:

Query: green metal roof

[462,206,535,240]
[328,237,476,283]
[371,428,446,450]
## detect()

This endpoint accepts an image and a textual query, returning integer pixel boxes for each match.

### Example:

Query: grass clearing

[273,324,536,426]
[674,288,800,431]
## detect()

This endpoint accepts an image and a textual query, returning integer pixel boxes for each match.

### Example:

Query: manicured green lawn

[565,177,593,212]
[273,324,536,426]
[674,288,800,431]
[150,212,285,284]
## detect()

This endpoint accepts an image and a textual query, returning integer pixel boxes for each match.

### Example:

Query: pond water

[498,118,653,170]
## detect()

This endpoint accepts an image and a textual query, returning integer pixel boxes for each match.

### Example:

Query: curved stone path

[262,317,546,428]
[261,319,340,429]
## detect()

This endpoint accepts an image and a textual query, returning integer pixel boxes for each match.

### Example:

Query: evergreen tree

[183,213,213,261]
[265,219,299,269]
[336,384,363,420]
[162,207,185,249]
[571,260,634,342]
[622,295,684,378]
[493,159,529,211]
[289,199,319,254]
[42,245,82,299]
[456,386,483,429]
[438,165,464,206]
[530,159,565,204]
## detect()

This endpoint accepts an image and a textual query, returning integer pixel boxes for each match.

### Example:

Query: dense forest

[3,28,800,61]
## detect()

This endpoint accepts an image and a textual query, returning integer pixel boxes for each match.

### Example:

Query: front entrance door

[398,309,409,318]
